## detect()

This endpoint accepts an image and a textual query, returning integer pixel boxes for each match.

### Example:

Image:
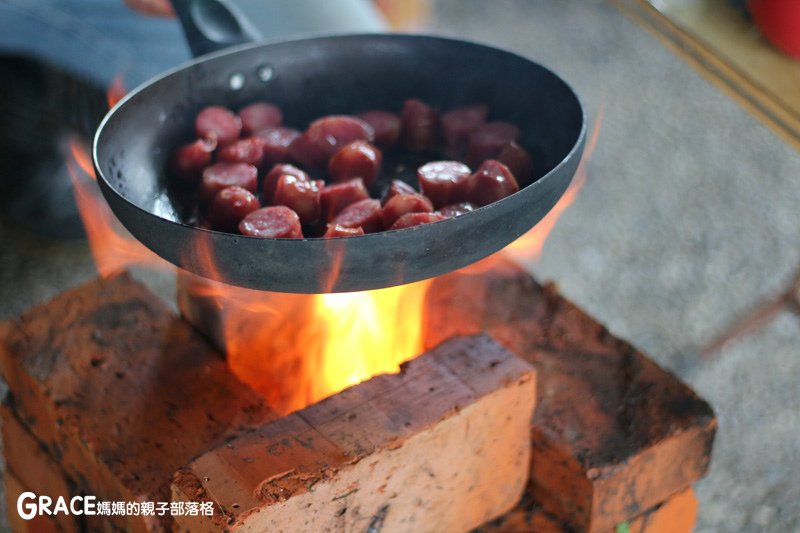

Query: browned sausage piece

[273,176,323,224]
[262,163,309,204]
[497,141,534,186]
[289,115,375,169]
[207,186,260,232]
[200,162,258,202]
[169,137,216,181]
[441,104,489,154]
[239,102,282,136]
[357,110,401,147]
[328,140,382,187]
[401,98,440,152]
[217,138,265,166]
[195,106,242,145]
[467,121,520,167]
[254,127,302,166]
[438,202,476,218]
[323,224,365,238]
[389,212,447,230]
[416,160,472,208]
[319,178,370,222]
[467,159,519,207]
[239,206,303,238]
[331,198,383,233]
[381,192,434,228]
[382,179,417,205]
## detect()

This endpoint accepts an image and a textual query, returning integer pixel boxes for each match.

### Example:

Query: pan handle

[170,0,262,57]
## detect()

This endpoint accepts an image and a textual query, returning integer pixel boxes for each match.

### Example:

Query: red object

[207,186,260,232]
[217,138,265,166]
[328,140,382,187]
[239,206,302,238]
[438,202,476,218]
[263,164,309,204]
[195,106,242,145]
[497,141,534,186]
[467,122,520,167]
[331,198,383,233]
[382,193,434,228]
[389,212,447,230]
[169,138,216,181]
[239,102,282,135]
[467,160,519,207]
[749,0,800,59]
[319,178,370,221]
[441,104,489,154]
[324,224,365,238]
[417,160,472,208]
[199,163,258,202]
[273,176,322,224]
[382,179,417,204]
[357,110,401,147]
[254,127,302,166]
[289,115,375,169]
[401,99,440,151]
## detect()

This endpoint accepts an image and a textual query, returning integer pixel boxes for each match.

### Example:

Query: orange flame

[107,74,127,108]
[67,140,170,277]
[502,104,604,263]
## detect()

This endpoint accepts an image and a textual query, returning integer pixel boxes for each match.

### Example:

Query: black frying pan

[93,1,585,293]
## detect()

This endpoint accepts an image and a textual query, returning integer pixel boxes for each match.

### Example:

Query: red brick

[0,273,276,531]
[425,258,715,532]
[172,334,537,532]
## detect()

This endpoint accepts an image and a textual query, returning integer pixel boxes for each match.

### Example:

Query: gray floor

[0,1,798,531]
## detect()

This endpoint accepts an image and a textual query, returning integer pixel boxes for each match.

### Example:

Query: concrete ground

[0,1,798,531]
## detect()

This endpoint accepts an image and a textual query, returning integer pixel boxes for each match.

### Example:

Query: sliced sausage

[416,160,472,208]
[263,163,309,204]
[207,186,260,232]
[254,126,302,166]
[497,141,534,186]
[441,104,489,154]
[438,202,476,218]
[328,140,382,187]
[169,137,216,181]
[217,137,265,166]
[273,176,323,224]
[239,206,302,238]
[319,178,370,222]
[324,224,365,238]
[401,98,440,152]
[381,192,434,228]
[357,110,401,147]
[382,179,417,205]
[467,121,520,167]
[239,102,282,135]
[332,198,383,233]
[195,106,242,145]
[389,212,447,230]
[200,162,258,202]
[467,159,519,207]
[289,115,375,169]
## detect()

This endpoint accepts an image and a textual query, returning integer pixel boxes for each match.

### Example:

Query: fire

[107,74,127,108]
[180,272,431,414]
[66,139,169,277]
[502,104,604,263]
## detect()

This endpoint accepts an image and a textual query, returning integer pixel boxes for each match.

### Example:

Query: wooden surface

[614,0,800,150]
